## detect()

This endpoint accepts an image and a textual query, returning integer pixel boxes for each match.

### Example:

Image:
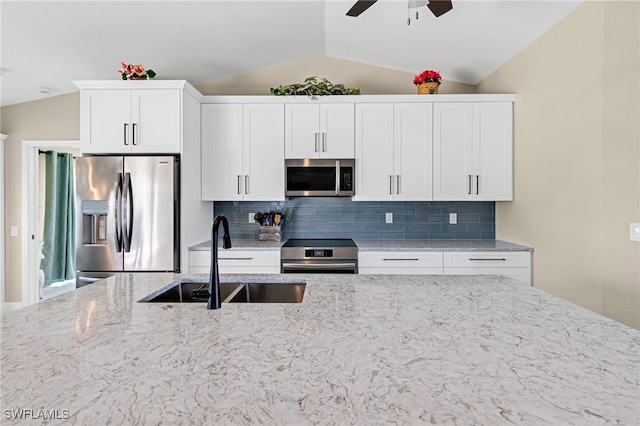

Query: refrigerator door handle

[122,172,134,253]
[115,173,124,252]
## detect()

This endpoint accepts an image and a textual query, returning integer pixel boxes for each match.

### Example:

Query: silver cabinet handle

[245,175,249,194]
[237,175,242,194]
[383,258,419,261]
[322,133,327,152]
[314,133,319,152]
[220,257,253,261]
[475,175,479,195]
[335,160,341,195]
[468,175,472,195]
[469,258,506,261]
[396,175,400,194]
[132,123,137,145]
[123,123,129,145]
[389,175,393,195]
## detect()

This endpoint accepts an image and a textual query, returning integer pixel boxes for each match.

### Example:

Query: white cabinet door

[320,104,355,158]
[81,90,131,154]
[433,102,513,201]
[433,103,474,200]
[202,103,285,201]
[285,104,319,159]
[473,103,513,201]
[131,90,181,153]
[243,104,285,201]
[285,104,354,159]
[393,103,433,201]
[354,103,394,201]
[81,89,181,154]
[201,104,244,201]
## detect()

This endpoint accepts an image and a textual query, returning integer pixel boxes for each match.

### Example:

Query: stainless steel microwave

[285,159,355,197]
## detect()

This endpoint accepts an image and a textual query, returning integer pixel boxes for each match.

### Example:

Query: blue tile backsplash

[214,198,495,240]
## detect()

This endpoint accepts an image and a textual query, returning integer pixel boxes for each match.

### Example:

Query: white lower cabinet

[359,251,444,275]
[188,250,280,274]
[443,251,531,286]
[359,250,532,286]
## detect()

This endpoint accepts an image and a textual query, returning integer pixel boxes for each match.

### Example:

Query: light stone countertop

[2,273,637,425]
[189,239,532,252]
[354,239,533,251]
[189,239,284,251]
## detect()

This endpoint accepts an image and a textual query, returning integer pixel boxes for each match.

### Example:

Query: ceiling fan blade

[427,0,453,17]
[346,0,378,17]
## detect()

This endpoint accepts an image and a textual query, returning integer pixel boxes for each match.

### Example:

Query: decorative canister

[418,81,440,94]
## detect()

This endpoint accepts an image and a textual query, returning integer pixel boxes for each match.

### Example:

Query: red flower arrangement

[119,62,156,80]
[413,69,442,85]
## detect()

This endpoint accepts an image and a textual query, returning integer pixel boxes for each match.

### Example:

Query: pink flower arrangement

[119,62,156,80]
[413,69,442,85]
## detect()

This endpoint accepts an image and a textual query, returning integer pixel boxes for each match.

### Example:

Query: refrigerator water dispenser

[82,200,108,245]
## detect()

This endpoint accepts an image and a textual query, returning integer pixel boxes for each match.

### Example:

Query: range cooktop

[282,238,357,248]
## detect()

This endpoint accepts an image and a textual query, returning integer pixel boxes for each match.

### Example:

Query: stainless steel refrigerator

[75,156,179,287]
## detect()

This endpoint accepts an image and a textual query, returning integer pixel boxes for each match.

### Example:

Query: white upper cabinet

[354,103,433,201]
[80,89,181,154]
[393,103,433,201]
[285,103,354,159]
[202,103,285,201]
[433,102,513,201]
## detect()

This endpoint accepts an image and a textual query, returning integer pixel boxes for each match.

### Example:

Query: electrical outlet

[385,213,393,224]
[10,226,18,237]
[248,213,255,224]
[449,213,457,225]
[631,223,640,242]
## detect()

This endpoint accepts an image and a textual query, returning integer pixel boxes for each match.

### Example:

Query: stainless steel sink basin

[139,281,305,304]
[140,281,241,303]
[226,282,306,303]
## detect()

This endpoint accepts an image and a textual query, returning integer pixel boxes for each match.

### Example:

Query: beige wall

[195,56,476,95]
[477,1,640,329]
[0,93,80,301]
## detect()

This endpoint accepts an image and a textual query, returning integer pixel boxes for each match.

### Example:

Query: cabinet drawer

[443,251,530,268]
[359,251,444,268]
[189,250,280,268]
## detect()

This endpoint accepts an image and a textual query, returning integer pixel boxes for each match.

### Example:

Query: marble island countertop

[2,273,638,425]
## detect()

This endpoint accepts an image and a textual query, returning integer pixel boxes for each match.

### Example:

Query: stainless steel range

[281,239,358,274]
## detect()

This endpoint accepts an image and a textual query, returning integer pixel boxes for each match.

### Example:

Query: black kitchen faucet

[193,214,232,309]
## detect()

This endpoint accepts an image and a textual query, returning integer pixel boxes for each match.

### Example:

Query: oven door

[285,159,354,196]
[281,259,358,274]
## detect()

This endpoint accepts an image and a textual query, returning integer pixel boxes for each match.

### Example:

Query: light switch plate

[631,223,640,241]
[248,213,255,224]
[385,213,393,224]
[10,226,18,237]
[449,213,457,225]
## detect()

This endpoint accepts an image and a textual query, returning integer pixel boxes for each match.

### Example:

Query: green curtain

[41,151,76,287]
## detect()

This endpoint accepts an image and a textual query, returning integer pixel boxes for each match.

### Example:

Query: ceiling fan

[346,0,453,18]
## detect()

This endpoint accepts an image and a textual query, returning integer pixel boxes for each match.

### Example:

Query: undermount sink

[139,281,306,304]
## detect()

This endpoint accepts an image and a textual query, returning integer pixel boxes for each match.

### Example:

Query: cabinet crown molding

[72,80,203,102]
[201,94,516,104]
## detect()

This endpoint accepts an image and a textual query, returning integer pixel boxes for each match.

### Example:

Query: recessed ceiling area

[0,0,582,107]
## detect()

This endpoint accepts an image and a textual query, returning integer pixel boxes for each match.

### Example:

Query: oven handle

[281,262,357,270]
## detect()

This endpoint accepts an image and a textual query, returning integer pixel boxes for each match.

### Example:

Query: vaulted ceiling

[0,0,582,107]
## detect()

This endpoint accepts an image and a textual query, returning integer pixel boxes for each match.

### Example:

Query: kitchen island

[1,273,638,425]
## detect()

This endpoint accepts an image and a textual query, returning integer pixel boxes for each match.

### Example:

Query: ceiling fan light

[427,0,453,17]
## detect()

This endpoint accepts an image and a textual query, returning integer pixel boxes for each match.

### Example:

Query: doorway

[21,140,80,307]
